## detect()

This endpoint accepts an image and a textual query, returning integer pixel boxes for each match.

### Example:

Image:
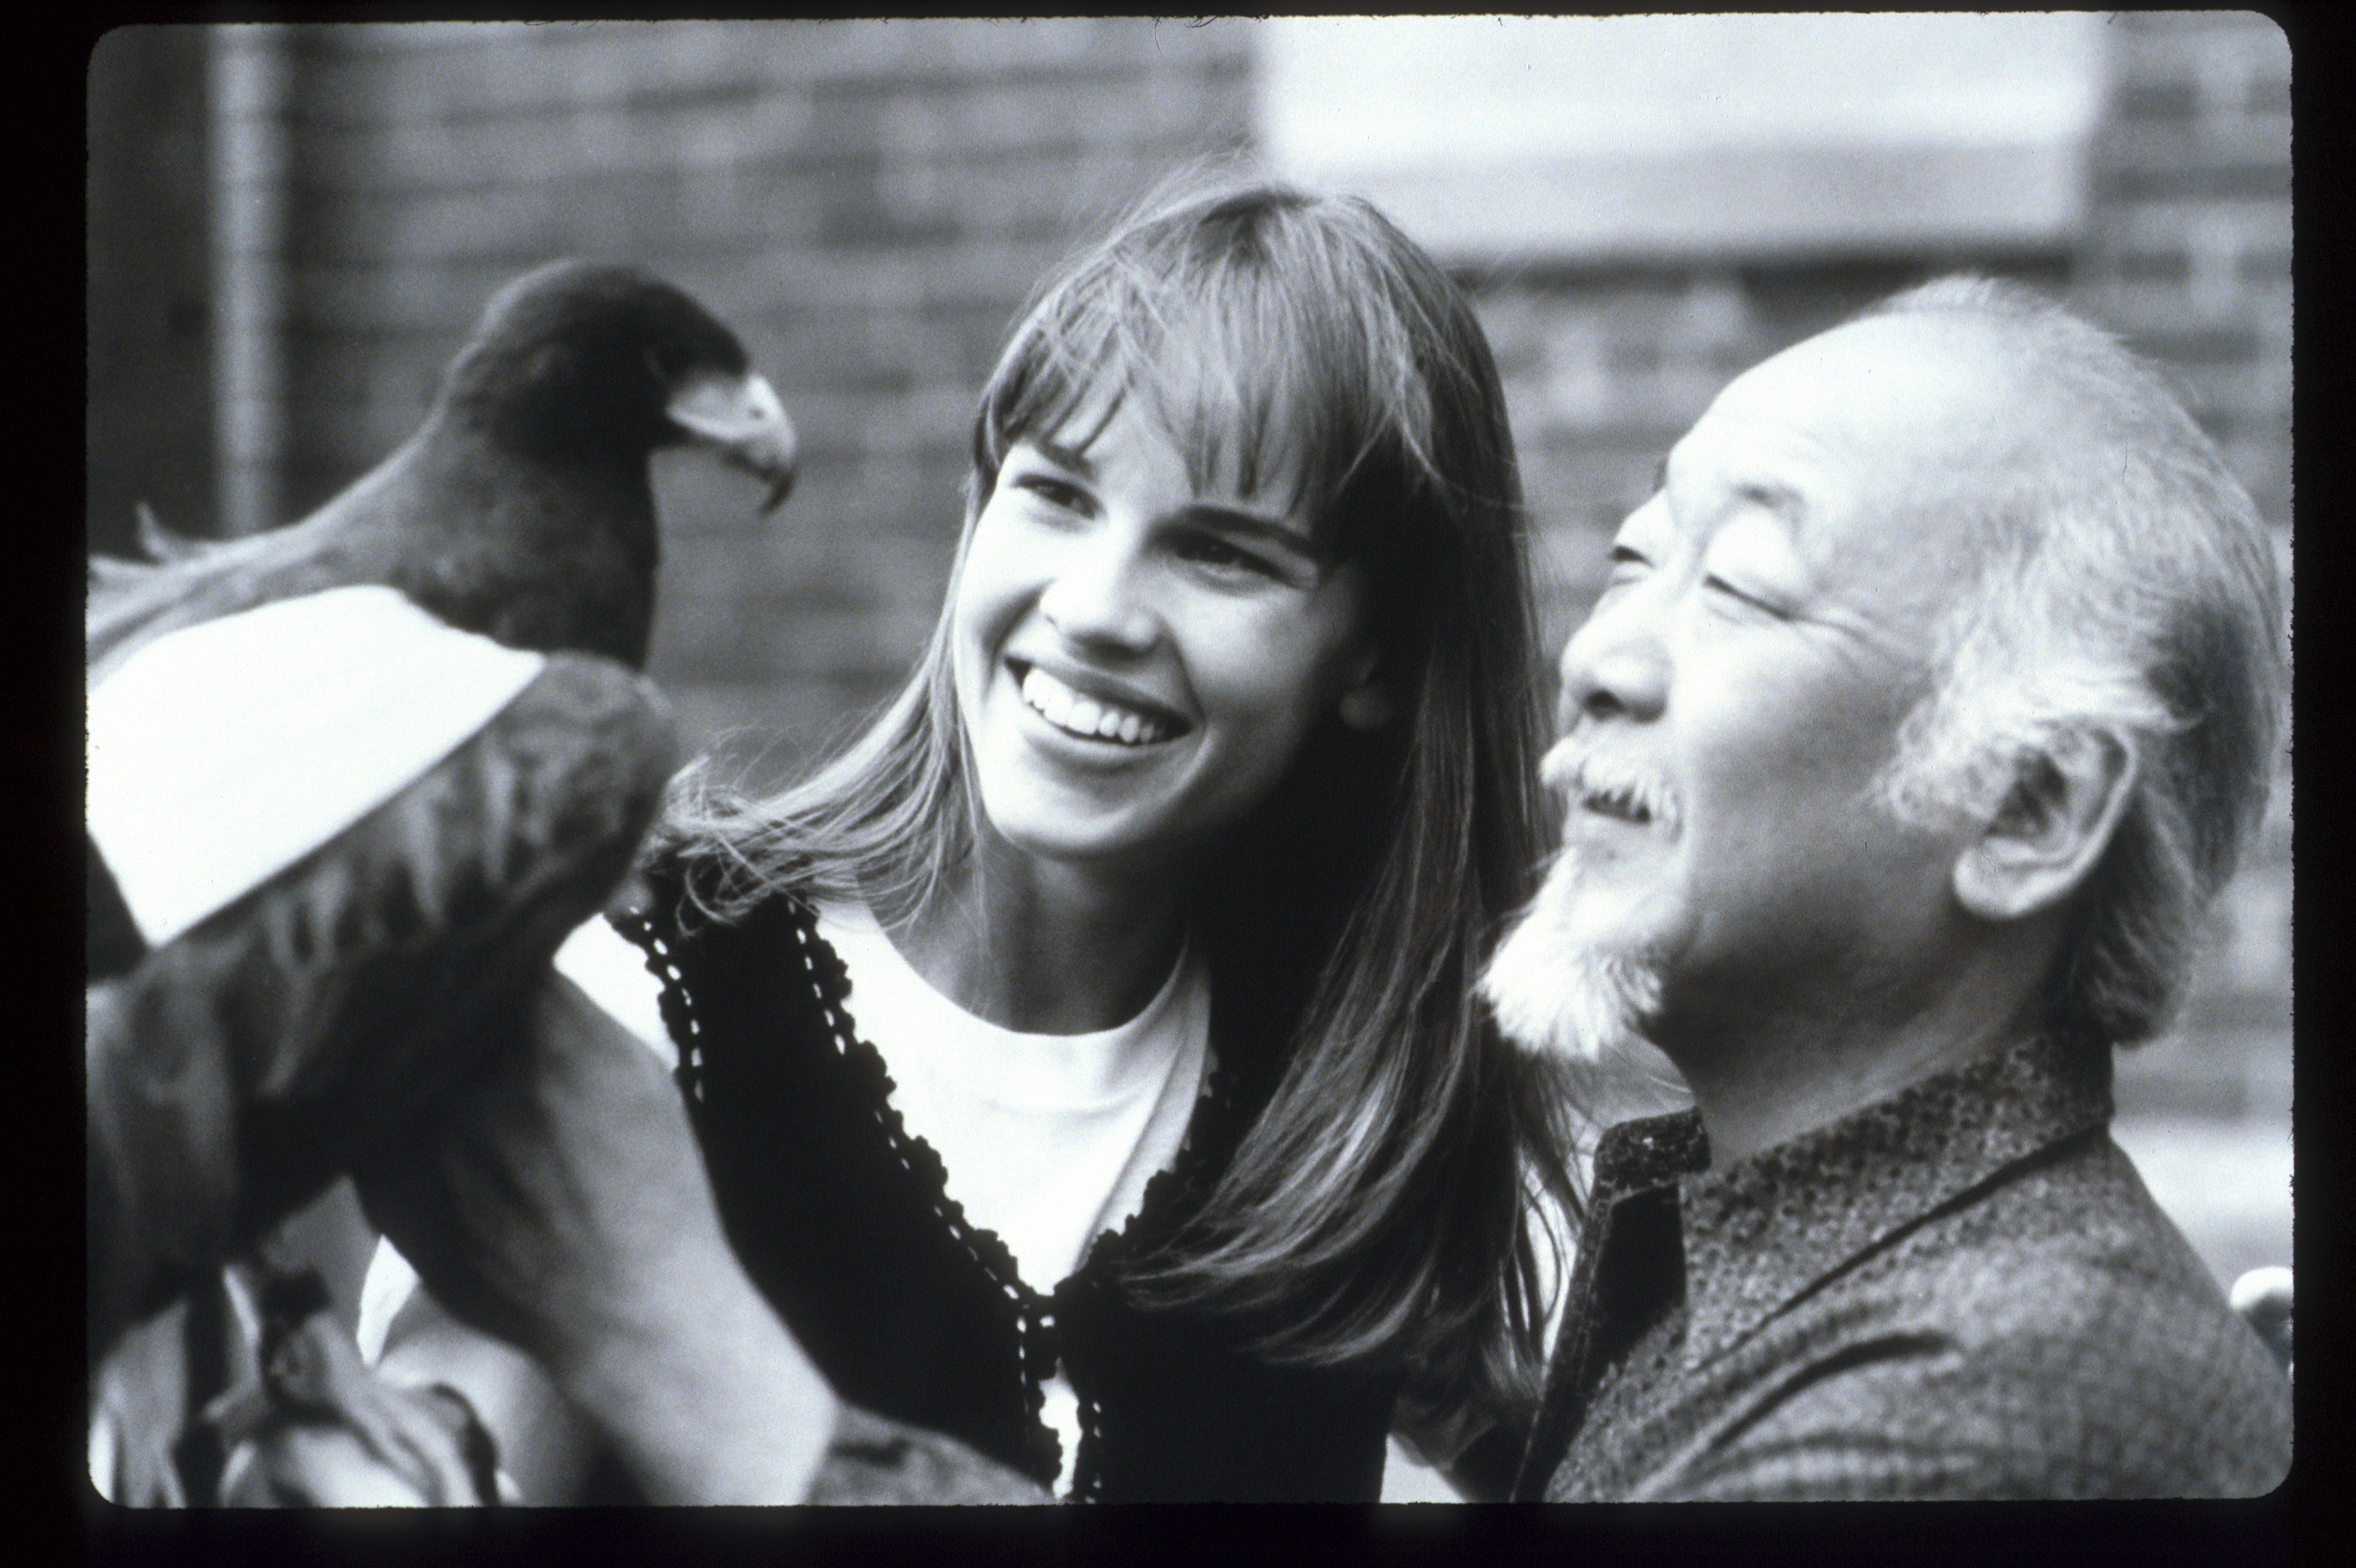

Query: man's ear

[1953,729,2138,921]
[1337,645,1392,731]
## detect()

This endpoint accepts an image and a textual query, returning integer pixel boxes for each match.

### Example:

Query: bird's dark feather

[88,657,676,1354]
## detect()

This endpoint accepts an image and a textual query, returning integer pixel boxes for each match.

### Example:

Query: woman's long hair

[658,175,1580,1458]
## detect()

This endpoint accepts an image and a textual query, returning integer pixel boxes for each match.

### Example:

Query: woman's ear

[1952,728,2138,921]
[1337,645,1392,730]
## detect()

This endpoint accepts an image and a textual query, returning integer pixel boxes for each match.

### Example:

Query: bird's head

[444,260,798,511]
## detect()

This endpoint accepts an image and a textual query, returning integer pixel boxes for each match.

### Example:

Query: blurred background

[87,15,2289,1378]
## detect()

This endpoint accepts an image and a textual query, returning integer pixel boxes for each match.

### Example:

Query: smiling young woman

[951,398,1381,885]
[358,174,1580,1504]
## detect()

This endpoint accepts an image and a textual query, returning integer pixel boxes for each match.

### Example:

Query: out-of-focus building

[86,16,2291,1293]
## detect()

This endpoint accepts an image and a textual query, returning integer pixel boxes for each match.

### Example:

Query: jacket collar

[1588,1032,2114,1371]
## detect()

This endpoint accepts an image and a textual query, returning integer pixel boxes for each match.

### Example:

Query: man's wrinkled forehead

[1725,313,2026,447]
[1685,315,2043,536]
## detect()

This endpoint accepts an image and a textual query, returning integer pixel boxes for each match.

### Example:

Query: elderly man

[1481,275,2291,1500]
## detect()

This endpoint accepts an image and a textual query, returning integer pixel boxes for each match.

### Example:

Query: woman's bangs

[1141,269,1423,556]
[986,221,1448,566]
[984,299,1121,473]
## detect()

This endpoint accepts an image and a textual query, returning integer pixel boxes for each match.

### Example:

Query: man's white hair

[1862,275,2286,1046]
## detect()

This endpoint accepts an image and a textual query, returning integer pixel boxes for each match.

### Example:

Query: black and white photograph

[84,15,2293,1521]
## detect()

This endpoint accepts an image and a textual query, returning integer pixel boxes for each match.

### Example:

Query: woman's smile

[1011,660,1188,749]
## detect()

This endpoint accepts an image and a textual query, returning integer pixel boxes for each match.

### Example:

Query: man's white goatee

[1479,857,1663,1063]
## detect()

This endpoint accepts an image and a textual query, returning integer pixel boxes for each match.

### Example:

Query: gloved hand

[186,1267,502,1506]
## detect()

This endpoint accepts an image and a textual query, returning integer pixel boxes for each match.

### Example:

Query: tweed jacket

[1513,1032,2292,1501]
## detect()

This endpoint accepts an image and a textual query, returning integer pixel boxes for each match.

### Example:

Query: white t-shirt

[362,902,1211,1497]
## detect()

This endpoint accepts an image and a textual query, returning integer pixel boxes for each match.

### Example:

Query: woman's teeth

[1020,666,1174,746]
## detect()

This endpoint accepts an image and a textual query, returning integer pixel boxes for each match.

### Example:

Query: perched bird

[85,259,796,1430]
[89,258,796,682]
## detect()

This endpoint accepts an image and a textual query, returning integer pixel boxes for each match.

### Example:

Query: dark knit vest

[595,871,1397,1502]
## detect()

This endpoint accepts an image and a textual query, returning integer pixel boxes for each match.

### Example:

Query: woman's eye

[1174,532,1277,578]
[1014,473,1093,515]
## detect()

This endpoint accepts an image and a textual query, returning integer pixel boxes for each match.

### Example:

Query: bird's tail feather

[88,505,215,596]
[134,503,212,563]
[87,519,331,680]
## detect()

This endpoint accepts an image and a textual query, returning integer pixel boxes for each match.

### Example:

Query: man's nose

[1039,527,1159,651]
[1556,581,1669,730]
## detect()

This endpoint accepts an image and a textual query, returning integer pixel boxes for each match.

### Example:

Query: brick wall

[2076,12,2291,1123]
[86,27,215,559]
[2077,13,2292,533]
[259,19,1252,791]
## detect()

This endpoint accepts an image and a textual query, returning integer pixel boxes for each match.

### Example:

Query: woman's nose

[1556,580,1670,730]
[1038,527,1159,652]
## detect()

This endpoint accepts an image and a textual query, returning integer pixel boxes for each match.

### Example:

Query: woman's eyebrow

[1031,437,1098,479]
[1183,505,1334,566]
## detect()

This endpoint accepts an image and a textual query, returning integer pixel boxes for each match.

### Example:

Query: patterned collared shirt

[1515,1032,2291,1501]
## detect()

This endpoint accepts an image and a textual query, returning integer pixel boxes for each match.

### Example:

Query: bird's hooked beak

[666,372,799,512]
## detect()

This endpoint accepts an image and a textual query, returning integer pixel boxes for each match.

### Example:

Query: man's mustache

[1541,737,1683,836]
